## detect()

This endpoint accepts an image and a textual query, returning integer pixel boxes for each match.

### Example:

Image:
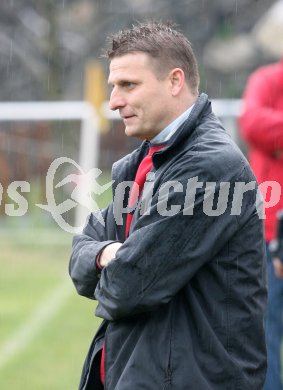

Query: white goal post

[0,101,99,228]
[0,99,242,230]
[102,99,243,141]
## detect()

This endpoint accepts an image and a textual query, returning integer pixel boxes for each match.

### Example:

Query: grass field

[0,226,102,389]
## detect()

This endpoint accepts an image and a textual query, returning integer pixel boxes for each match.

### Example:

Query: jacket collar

[112,93,211,184]
[152,93,211,167]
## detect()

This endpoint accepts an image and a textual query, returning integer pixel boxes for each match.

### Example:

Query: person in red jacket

[239,59,283,390]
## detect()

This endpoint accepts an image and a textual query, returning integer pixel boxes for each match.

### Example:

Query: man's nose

[109,88,126,111]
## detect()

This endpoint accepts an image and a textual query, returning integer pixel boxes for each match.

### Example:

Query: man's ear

[169,68,185,96]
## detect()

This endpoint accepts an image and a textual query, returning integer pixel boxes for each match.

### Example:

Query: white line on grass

[0,279,72,371]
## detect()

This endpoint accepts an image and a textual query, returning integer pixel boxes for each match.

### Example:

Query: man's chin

[124,126,149,140]
[124,126,134,137]
[125,127,138,138]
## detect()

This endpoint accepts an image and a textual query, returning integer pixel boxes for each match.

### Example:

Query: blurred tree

[0,0,279,101]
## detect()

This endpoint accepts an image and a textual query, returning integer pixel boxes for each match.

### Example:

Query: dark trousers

[264,245,283,390]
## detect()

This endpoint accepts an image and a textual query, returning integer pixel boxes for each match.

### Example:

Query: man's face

[108,52,175,140]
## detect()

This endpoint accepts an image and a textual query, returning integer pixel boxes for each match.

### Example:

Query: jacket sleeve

[69,203,118,299]
[239,67,283,156]
[95,154,256,320]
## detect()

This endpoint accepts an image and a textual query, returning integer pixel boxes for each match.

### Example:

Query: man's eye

[124,82,135,89]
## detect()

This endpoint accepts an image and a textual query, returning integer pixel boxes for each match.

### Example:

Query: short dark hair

[104,21,200,95]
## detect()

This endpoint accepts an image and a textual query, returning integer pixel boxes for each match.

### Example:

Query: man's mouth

[122,115,135,119]
[122,115,136,122]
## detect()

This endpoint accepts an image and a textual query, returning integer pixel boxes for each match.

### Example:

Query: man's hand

[99,242,123,268]
[273,258,283,278]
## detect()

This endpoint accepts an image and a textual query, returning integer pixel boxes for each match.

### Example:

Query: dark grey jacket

[70,93,267,390]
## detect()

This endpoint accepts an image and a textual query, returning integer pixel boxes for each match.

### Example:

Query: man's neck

[150,103,195,144]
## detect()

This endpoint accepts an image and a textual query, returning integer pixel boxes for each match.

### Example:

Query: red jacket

[239,59,283,241]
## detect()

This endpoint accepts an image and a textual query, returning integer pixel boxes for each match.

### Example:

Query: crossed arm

[70,156,255,321]
[99,242,122,267]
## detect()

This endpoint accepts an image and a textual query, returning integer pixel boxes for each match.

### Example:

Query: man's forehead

[108,53,151,83]
[108,63,132,84]
[110,53,149,69]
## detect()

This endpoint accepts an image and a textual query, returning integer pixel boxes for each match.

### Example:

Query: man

[70,21,267,389]
[239,58,283,390]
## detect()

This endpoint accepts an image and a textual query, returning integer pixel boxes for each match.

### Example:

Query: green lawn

[0,227,102,389]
